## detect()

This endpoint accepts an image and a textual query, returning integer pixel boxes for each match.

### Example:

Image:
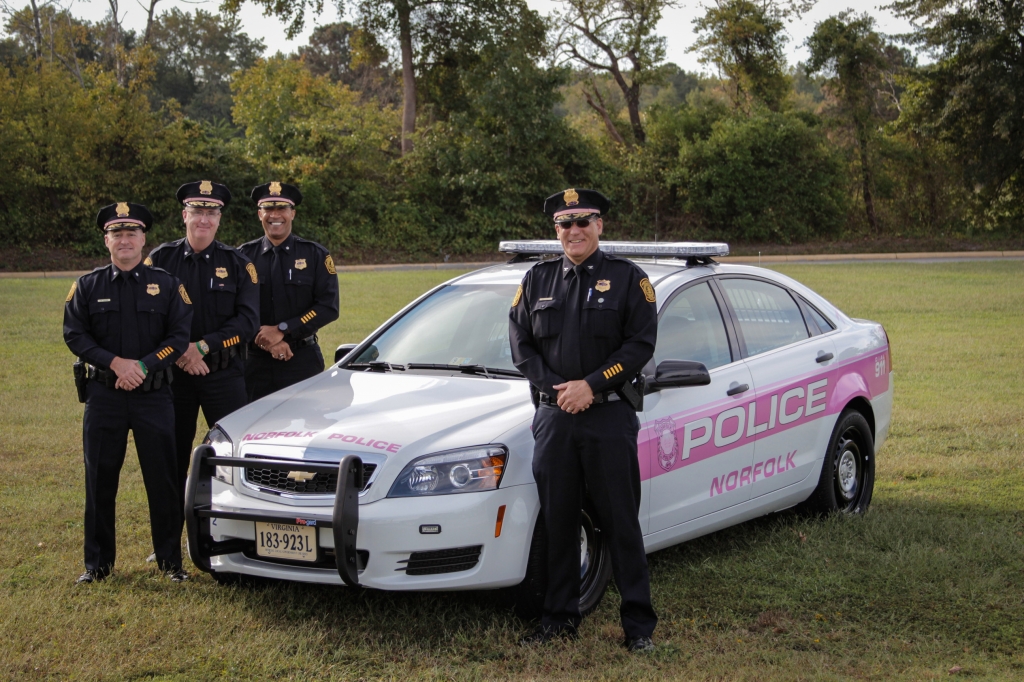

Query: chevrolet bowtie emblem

[287,470,316,482]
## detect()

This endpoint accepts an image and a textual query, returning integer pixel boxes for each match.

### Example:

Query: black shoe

[518,625,578,646]
[625,635,655,653]
[75,569,107,585]
[165,567,189,583]
[145,552,156,563]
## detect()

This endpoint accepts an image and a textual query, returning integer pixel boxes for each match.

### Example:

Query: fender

[827,368,870,416]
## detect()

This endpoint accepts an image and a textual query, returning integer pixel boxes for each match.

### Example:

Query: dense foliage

[0,0,1018,259]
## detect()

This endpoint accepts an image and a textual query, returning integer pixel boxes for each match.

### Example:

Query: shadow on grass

[206,496,1024,655]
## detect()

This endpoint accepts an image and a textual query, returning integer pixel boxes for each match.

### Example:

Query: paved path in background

[1,250,1022,279]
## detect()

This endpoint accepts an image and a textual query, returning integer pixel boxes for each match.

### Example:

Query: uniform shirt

[509,249,657,397]
[63,262,192,372]
[239,233,340,340]
[146,238,260,353]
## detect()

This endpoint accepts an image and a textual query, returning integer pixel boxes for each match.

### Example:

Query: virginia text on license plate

[255,522,318,562]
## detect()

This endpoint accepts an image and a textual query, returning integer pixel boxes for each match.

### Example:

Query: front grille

[243,461,377,495]
[397,545,483,575]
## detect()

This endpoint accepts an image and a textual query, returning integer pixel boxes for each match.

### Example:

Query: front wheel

[510,503,613,619]
[801,409,875,515]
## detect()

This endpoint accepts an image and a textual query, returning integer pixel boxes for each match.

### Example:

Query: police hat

[95,202,153,232]
[177,180,231,209]
[251,181,302,208]
[542,188,611,220]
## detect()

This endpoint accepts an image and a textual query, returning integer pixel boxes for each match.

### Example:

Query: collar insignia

[595,279,610,292]
[146,283,160,296]
[269,181,282,196]
[116,202,130,217]
[199,180,213,195]
[563,188,579,207]
[215,267,228,279]
[294,258,307,270]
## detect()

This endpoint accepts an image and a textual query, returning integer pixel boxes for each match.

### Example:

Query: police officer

[147,181,259,545]
[64,202,193,584]
[508,189,658,651]
[239,182,339,401]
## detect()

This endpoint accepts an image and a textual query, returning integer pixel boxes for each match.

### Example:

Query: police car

[186,241,892,613]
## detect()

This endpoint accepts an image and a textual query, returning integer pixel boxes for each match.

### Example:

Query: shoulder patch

[512,285,523,308]
[65,280,77,303]
[325,254,336,275]
[246,262,258,284]
[640,278,656,303]
[143,256,153,267]
[178,284,192,305]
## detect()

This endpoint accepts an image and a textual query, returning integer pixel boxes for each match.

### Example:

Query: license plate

[255,522,318,562]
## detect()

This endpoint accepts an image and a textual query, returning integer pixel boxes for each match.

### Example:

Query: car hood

[218,368,534,502]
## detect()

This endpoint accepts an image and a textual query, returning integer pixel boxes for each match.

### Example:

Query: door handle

[726,383,749,396]
[815,352,834,364]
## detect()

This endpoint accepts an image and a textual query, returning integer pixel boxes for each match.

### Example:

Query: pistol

[72,360,87,403]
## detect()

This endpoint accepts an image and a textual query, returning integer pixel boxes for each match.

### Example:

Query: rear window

[719,278,809,356]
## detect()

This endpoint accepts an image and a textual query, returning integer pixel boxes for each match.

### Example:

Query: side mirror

[335,343,358,364]
[647,360,711,390]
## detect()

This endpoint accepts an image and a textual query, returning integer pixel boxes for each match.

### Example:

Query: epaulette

[293,235,328,252]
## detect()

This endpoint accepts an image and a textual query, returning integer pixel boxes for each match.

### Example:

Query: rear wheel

[511,502,612,619]
[802,409,875,515]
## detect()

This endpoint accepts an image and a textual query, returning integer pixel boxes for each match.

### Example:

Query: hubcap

[835,434,861,503]
[580,524,591,579]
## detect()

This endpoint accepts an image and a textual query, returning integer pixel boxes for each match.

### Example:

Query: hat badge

[116,202,130,217]
[199,180,213,195]
[563,188,579,207]
[269,181,282,196]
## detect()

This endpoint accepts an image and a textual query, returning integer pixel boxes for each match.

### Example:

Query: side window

[719,278,809,356]
[656,282,732,370]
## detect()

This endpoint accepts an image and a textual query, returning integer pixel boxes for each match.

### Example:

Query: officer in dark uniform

[147,181,260,544]
[239,181,339,401]
[508,189,659,651]
[63,202,193,584]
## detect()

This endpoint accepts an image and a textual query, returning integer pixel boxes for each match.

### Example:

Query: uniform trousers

[82,381,182,573]
[245,344,325,402]
[171,358,247,531]
[531,399,657,639]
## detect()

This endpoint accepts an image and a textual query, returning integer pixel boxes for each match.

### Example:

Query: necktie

[120,272,140,361]
[187,252,204,341]
[270,246,288,323]
[560,265,584,379]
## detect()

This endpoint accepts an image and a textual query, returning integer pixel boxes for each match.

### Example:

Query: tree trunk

[582,86,628,147]
[28,0,43,58]
[143,0,162,45]
[855,120,879,234]
[397,0,416,155]
[624,82,645,145]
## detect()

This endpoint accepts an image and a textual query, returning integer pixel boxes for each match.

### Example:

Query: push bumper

[185,444,363,586]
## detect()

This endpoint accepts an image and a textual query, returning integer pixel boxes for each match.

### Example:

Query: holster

[72,360,88,403]
[615,373,646,412]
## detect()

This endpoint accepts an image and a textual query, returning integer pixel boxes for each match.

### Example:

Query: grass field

[1,262,1022,680]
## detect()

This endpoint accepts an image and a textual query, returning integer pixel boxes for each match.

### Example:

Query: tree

[691,0,792,112]
[888,0,1024,228]
[148,8,264,122]
[297,20,397,105]
[806,11,889,233]
[554,0,674,145]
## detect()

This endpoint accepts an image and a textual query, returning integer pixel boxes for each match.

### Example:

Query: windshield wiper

[345,361,406,373]
[405,363,523,378]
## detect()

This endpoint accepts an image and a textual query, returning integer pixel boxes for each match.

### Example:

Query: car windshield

[350,284,520,373]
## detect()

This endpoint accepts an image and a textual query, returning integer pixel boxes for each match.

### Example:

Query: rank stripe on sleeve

[300,310,317,324]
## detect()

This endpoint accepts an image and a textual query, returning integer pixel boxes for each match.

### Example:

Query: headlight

[203,426,234,484]
[387,446,507,498]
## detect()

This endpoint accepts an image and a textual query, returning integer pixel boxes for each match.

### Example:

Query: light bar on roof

[498,240,730,258]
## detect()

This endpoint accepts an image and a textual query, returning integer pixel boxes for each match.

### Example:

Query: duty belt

[537,390,621,406]
[249,334,318,354]
[200,345,244,373]
[85,364,174,392]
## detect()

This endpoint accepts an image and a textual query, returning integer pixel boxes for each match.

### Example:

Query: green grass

[1,262,1022,680]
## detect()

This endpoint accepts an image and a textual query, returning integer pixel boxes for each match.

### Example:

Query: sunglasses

[556,216,599,229]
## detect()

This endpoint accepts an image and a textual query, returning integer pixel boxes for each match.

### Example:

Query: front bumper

[186,445,539,590]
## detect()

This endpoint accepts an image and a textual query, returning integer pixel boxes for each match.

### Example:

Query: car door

[715,276,838,500]
[642,279,755,534]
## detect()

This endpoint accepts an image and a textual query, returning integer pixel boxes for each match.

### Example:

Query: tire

[802,409,875,515]
[510,502,613,619]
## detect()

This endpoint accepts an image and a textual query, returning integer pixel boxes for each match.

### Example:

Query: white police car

[186,241,892,613]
